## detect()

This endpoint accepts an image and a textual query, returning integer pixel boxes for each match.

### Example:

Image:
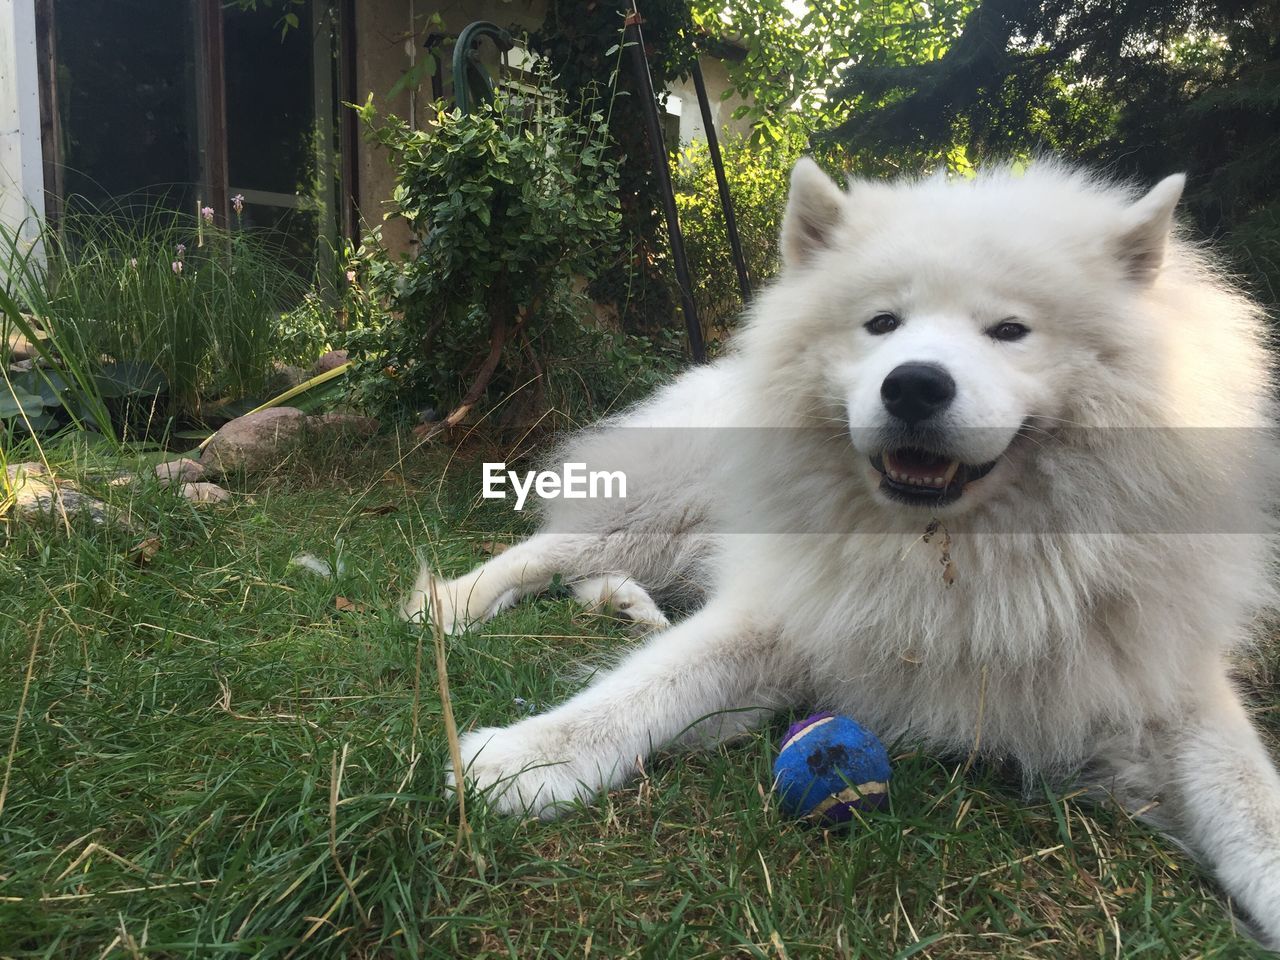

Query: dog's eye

[989,320,1029,342]
[864,313,900,335]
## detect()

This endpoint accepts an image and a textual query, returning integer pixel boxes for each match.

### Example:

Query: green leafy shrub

[674,134,804,337]
[346,68,675,425]
[1,204,312,433]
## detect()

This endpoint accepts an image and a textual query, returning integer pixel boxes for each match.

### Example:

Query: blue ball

[773,712,891,825]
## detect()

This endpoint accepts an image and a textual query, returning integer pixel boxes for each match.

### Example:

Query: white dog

[406,160,1280,945]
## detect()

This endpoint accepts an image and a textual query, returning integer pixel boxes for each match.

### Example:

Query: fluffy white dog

[405,160,1280,945]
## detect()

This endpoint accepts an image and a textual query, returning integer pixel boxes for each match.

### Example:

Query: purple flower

[176,243,186,255]
[346,269,357,285]
[171,260,183,274]
[231,194,245,215]
[201,206,214,223]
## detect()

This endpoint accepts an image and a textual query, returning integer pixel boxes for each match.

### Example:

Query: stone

[266,361,306,394]
[180,482,231,504]
[8,470,115,527]
[310,349,349,376]
[154,458,205,485]
[316,412,379,437]
[5,330,36,361]
[198,407,308,474]
[195,404,379,476]
[5,461,47,482]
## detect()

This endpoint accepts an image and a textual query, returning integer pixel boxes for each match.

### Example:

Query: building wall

[0,0,45,253]
[666,55,751,151]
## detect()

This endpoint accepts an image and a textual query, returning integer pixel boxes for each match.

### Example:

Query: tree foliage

[826,0,1279,300]
[674,134,804,336]
[695,0,1279,302]
[691,0,977,161]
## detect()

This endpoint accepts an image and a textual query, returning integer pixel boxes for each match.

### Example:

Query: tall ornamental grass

[1,199,313,427]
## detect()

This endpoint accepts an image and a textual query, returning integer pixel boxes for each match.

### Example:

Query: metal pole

[690,60,750,302]
[624,6,706,363]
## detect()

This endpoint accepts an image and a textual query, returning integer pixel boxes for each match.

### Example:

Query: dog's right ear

[780,158,846,269]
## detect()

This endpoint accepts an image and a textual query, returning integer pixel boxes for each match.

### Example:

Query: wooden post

[339,0,360,241]
[33,0,61,230]
[198,0,229,225]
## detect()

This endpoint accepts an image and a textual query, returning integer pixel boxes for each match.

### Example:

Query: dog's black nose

[881,363,956,423]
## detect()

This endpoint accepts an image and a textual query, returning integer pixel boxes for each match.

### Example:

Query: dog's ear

[781,158,846,269]
[1116,174,1185,283]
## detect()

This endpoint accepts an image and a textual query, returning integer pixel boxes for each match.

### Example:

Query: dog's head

[766,159,1187,516]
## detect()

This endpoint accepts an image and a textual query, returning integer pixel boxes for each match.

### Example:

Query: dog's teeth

[942,460,961,485]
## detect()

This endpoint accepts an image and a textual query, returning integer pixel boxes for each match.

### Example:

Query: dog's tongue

[884,449,961,489]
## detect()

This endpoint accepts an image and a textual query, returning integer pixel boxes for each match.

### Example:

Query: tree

[695,0,1277,302]
[819,0,1280,301]
[691,0,978,163]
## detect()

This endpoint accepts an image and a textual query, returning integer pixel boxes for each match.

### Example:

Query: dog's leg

[1105,672,1280,946]
[1164,674,1280,947]
[401,533,580,632]
[570,575,670,631]
[451,601,782,818]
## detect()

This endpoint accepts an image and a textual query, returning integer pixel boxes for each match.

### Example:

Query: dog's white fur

[405,161,1280,944]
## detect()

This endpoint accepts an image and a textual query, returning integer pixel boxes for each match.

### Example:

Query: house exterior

[0,0,749,263]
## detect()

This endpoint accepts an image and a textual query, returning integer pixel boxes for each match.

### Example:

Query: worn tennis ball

[773,712,891,825]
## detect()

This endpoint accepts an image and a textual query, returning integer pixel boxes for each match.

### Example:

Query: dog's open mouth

[870,448,998,507]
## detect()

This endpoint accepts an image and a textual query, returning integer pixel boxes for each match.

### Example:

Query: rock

[5,331,35,361]
[8,359,34,373]
[6,461,47,482]
[310,349,349,376]
[199,407,307,474]
[195,404,379,475]
[180,482,231,504]
[316,412,379,437]
[154,458,205,485]
[8,471,115,527]
[266,362,306,395]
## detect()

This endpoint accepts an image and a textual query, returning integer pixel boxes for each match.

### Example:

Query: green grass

[0,435,1274,958]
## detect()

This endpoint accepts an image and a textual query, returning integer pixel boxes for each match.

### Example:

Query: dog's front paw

[400,564,464,633]
[448,720,608,819]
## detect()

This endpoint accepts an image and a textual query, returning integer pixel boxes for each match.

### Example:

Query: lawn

[0,434,1274,959]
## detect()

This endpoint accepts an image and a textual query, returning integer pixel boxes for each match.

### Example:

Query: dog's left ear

[780,158,847,269]
[1116,174,1185,283]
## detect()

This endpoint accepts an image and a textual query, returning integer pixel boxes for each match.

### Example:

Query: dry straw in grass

[0,613,43,821]
[430,575,472,845]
